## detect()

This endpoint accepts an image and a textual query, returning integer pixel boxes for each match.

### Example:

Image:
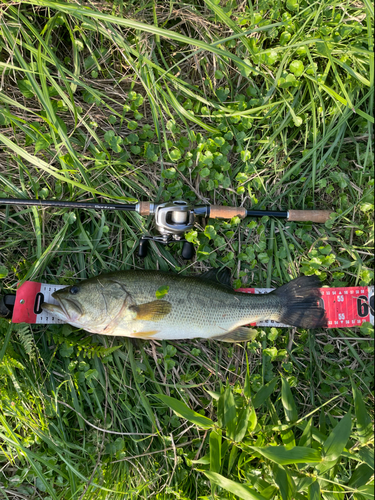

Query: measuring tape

[10,281,374,328]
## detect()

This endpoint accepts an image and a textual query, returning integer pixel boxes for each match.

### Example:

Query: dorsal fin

[199,268,232,288]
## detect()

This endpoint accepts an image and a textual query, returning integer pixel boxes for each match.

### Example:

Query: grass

[0,0,374,498]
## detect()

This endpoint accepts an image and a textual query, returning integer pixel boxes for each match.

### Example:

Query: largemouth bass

[42,270,327,341]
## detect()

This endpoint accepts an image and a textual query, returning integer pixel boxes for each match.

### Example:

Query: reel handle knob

[181,241,194,260]
[138,237,149,258]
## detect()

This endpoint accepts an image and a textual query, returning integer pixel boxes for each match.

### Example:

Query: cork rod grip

[210,205,247,219]
[288,210,333,223]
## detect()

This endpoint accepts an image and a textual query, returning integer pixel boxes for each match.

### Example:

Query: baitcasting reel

[138,200,199,259]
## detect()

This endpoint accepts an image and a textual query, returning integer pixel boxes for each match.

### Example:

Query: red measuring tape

[12,281,374,328]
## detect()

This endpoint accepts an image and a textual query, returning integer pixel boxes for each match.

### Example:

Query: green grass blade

[156,395,214,429]
[322,411,352,462]
[203,471,268,500]
[251,445,322,465]
[352,383,373,444]
[281,377,298,423]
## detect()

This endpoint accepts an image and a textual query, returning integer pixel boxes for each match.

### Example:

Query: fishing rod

[0,197,332,259]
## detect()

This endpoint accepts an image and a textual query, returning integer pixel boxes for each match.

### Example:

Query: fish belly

[109,320,229,340]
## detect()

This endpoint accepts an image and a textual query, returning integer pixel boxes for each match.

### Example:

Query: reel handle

[137,237,194,260]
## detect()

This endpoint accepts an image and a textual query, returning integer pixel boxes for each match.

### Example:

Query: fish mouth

[41,301,68,320]
[42,296,83,321]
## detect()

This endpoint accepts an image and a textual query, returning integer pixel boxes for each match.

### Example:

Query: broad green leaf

[308,481,320,500]
[17,79,34,98]
[209,430,221,473]
[259,486,278,500]
[248,406,257,433]
[356,485,375,499]
[251,446,322,465]
[280,32,291,45]
[204,225,216,240]
[203,471,268,500]
[218,387,236,437]
[299,418,312,447]
[234,406,251,442]
[155,285,169,299]
[35,134,52,153]
[0,265,8,279]
[206,390,220,401]
[278,73,298,88]
[107,134,123,153]
[319,409,327,435]
[56,116,68,135]
[348,463,374,489]
[322,411,352,462]
[281,377,298,422]
[103,130,114,142]
[60,342,74,358]
[286,0,299,11]
[358,448,374,470]
[156,395,214,429]
[244,353,251,398]
[252,378,278,409]
[62,212,76,225]
[0,112,9,126]
[273,464,295,500]
[352,384,372,443]
[169,149,181,161]
[281,428,296,450]
[191,455,210,465]
[323,483,346,499]
[289,60,304,76]
[228,444,239,475]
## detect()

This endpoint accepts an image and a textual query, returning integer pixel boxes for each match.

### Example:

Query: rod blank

[0,198,136,211]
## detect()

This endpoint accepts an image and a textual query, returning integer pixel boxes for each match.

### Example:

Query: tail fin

[274,276,327,328]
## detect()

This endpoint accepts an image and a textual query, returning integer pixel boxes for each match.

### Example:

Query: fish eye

[70,286,80,295]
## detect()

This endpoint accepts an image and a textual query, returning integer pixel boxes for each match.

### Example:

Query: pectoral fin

[214,327,258,342]
[131,300,172,321]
